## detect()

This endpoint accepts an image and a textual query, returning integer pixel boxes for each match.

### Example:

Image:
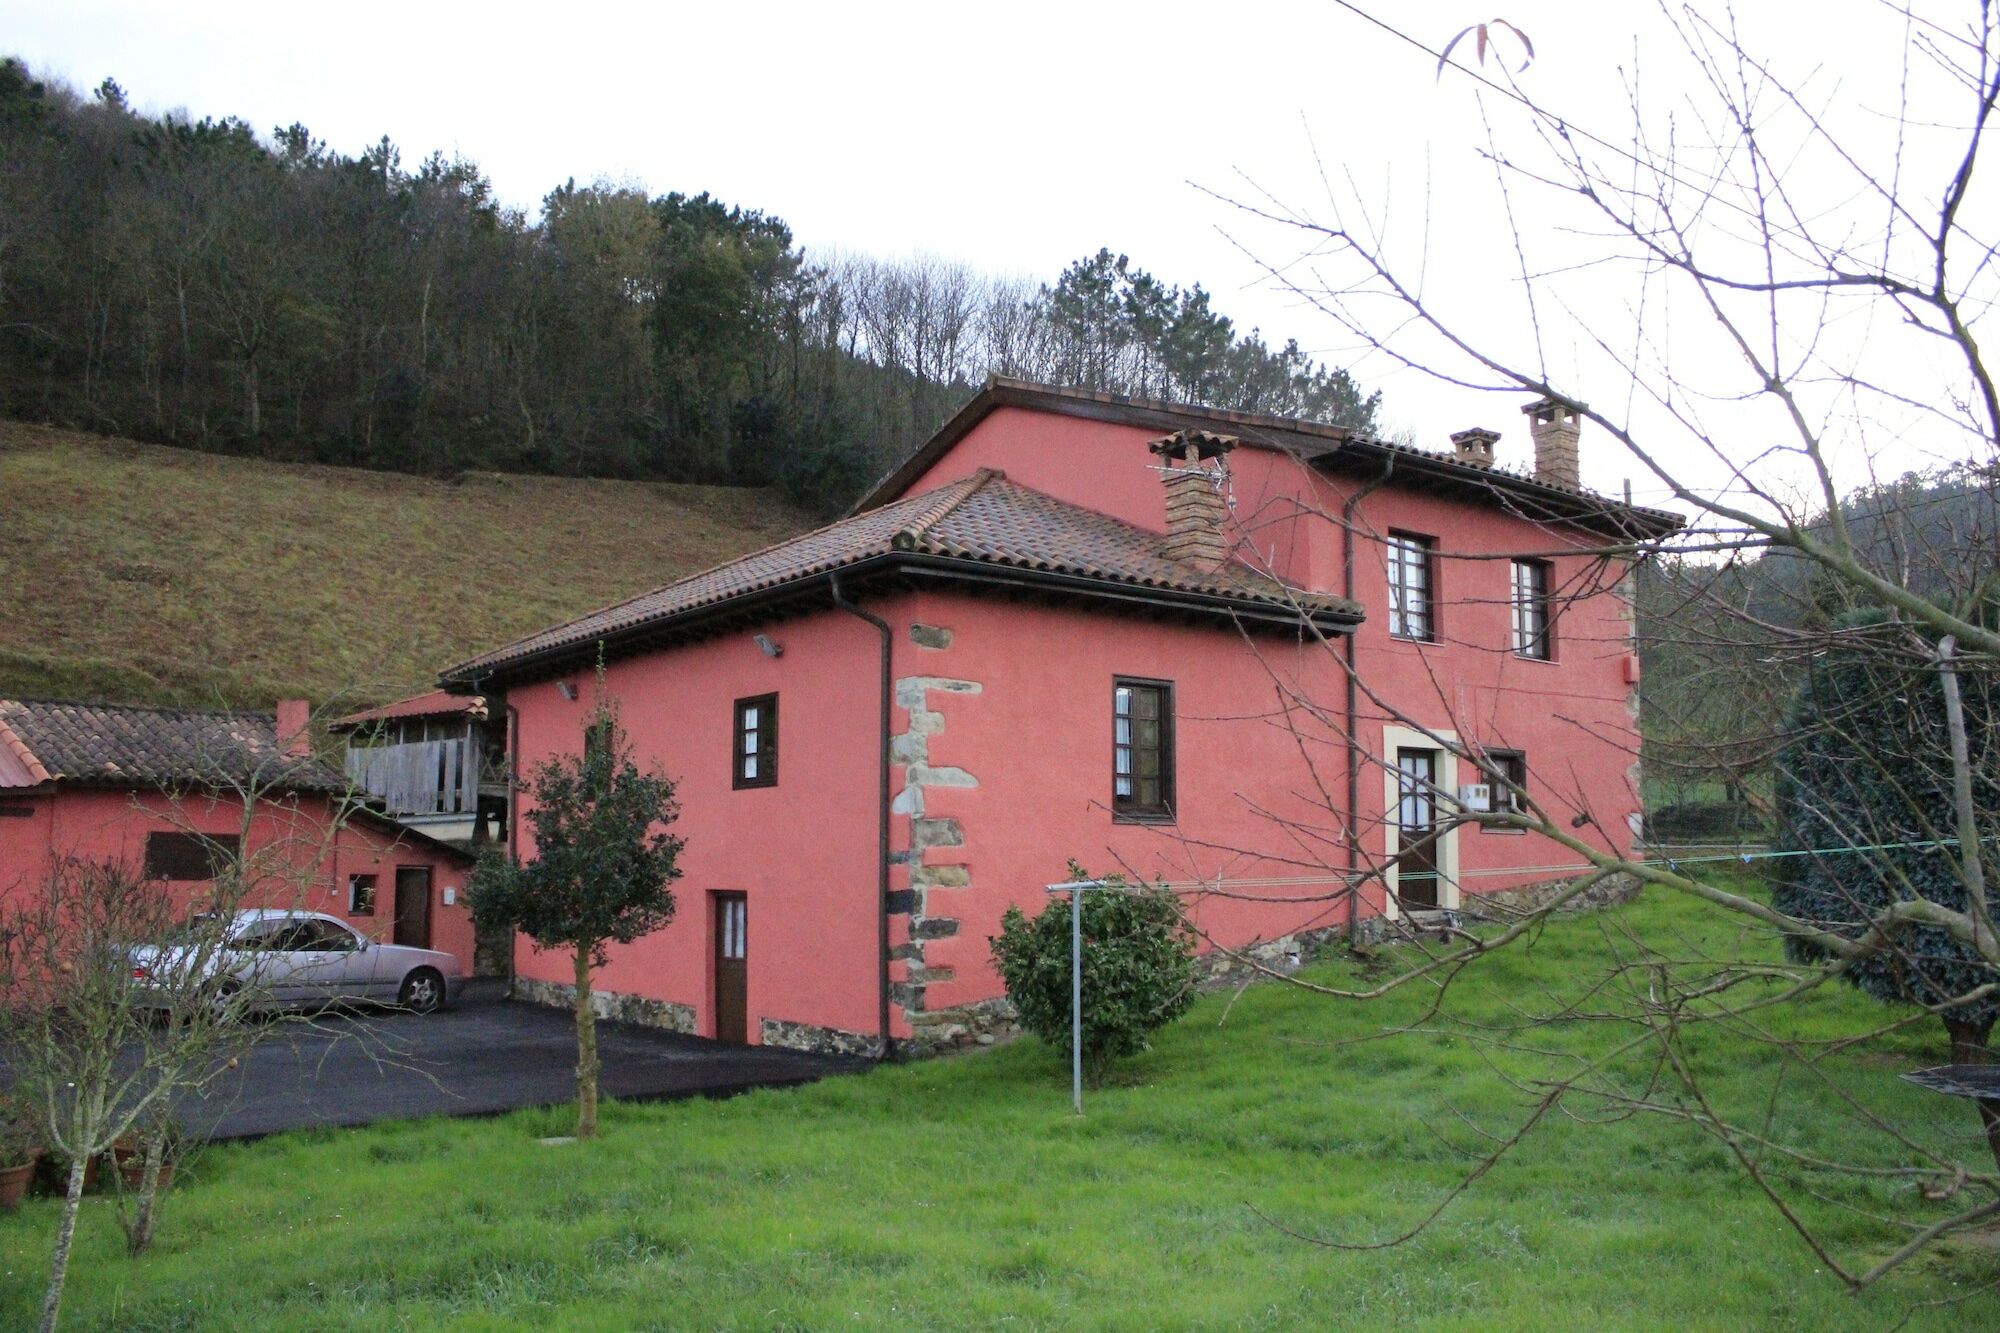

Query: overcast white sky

[4,1,1982,511]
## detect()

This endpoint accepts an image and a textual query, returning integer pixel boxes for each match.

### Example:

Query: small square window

[349,873,377,916]
[734,694,778,789]
[1481,750,1528,828]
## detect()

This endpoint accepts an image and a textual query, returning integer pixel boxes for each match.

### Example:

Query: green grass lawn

[4,886,1996,1330]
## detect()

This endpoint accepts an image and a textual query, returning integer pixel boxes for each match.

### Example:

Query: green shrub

[989,866,1197,1086]
[1770,610,2000,1054]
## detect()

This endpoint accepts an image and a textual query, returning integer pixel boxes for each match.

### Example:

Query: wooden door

[393,866,432,948]
[1395,749,1441,910]
[713,893,748,1043]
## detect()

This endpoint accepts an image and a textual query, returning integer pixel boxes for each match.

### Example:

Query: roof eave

[441,552,1359,691]
[1317,440,1687,540]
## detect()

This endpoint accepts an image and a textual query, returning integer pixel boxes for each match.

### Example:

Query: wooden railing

[345,737,482,817]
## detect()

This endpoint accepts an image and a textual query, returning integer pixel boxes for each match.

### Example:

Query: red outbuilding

[443,380,1683,1056]
[0,698,477,974]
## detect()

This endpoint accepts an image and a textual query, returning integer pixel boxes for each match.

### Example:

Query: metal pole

[1045,879,1104,1116]
[1071,884,1083,1116]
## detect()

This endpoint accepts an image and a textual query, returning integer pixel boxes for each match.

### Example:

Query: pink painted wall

[506,604,888,1044]
[500,400,1644,1045]
[886,592,1363,1027]
[0,787,477,972]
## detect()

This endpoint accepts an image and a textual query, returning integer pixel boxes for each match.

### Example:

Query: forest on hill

[0,59,1382,514]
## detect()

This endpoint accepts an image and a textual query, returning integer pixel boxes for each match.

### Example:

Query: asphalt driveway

[172,981,871,1140]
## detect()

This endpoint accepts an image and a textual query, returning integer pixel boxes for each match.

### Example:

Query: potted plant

[0,1092,40,1212]
[113,1118,184,1194]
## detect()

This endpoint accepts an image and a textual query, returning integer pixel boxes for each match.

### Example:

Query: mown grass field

[4,885,1996,1330]
[0,422,813,710]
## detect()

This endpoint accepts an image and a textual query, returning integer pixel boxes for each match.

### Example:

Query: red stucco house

[442,379,1682,1056]
[0,698,478,973]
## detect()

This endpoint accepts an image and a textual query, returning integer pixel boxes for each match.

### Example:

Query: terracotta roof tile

[445,471,1355,681]
[331,690,488,731]
[0,699,348,794]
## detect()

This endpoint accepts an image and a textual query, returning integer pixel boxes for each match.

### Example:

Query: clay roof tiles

[444,470,1356,682]
[0,699,348,794]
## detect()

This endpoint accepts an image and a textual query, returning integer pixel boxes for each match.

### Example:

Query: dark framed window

[1387,532,1437,641]
[1511,559,1554,659]
[1482,749,1528,827]
[349,873,378,916]
[1113,678,1175,821]
[733,693,778,789]
[143,832,241,882]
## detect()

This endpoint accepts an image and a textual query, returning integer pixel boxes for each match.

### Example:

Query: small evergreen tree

[1771,612,2000,1059]
[471,698,682,1138]
[989,865,1197,1087]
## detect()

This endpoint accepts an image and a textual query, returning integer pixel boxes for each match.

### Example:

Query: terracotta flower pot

[0,1159,35,1212]
[116,1154,173,1193]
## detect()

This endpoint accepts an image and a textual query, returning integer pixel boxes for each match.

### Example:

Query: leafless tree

[1156,0,2000,1287]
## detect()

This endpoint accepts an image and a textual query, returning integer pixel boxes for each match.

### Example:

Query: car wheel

[398,968,444,1015]
[205,982,242,1025]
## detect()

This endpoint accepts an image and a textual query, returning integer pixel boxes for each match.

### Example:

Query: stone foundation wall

[1354,870,1643,947]
[1195,924,1351,989]
[900,996,1019,1058]
[512,976,697,1034]
[761,1017,886,1059]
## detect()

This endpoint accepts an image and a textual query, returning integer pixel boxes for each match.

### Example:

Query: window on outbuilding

[1511,559,1554,659]
[349,873,377,915]
[1113,678,1175,821]
[143,832,241,882]
[734,694,778,789]
[1387,532,1438,641]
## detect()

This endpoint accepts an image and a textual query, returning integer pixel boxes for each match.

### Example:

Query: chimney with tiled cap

[274,698,312,759]
[1522,397,1584,489]
[1449,427,1499,469]
[1148,428,1238,569]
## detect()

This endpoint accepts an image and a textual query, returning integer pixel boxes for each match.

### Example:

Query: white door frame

[1381,724,1459,918]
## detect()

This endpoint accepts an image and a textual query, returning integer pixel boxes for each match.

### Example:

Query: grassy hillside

[0,422,815,709]
[3,885,1996,1329]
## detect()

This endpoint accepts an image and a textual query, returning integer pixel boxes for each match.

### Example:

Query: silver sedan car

[132,909,467,1017]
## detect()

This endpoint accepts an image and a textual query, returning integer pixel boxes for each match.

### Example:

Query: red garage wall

[0,786,476,973]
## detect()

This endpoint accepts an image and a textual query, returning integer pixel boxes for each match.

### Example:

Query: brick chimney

[1449,427,1499,469]
[274,698,313,759]
[1148,429,1238,569]
[1522,398,1584,489]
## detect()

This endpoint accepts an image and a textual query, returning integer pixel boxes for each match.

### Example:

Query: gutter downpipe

[829,572,895,1058]
[1342,455,1396,943]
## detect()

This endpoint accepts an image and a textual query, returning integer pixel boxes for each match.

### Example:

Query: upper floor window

[144,832,241,882]
[1511,559,1554,659]
[1387,532,1437,641]
[1113,678,1175,821]
[734,693,778,789]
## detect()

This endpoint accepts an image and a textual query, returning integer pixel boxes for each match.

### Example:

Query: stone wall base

[1195,924,1351,989]
[762,1017,885,1059]
[901,996,1019,1059]
[512,976,697,1034]
[1354,871,1644,948]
